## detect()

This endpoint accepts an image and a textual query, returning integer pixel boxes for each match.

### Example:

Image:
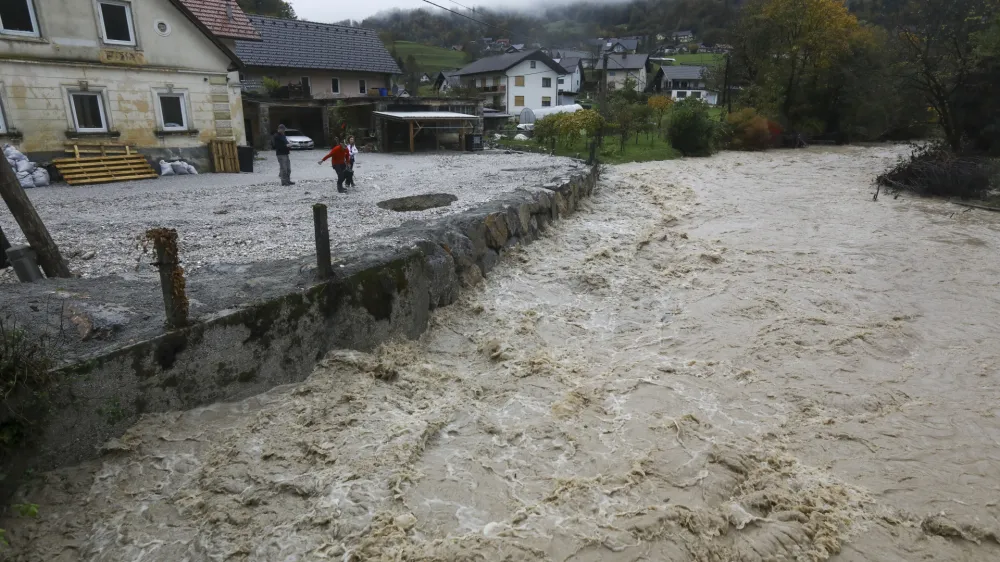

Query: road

[4,146,999,561]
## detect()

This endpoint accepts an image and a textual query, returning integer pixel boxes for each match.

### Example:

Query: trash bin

[237,145,254,173]
[465,134,483,152]
[378,88,388,97]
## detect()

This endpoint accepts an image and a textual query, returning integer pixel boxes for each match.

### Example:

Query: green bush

[667,98,721,156]
[725,108,773,151]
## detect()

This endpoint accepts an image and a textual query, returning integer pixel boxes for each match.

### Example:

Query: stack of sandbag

[158,160,199,177]
[3,144,50,188]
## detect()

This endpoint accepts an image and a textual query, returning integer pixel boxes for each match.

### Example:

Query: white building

[454,50,565,113]
[554,57,584,106]
[0,0,251,168]
[661,65,718,105]
[598,53,651,91]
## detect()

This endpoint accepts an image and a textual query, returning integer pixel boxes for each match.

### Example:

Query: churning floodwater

[5,146,1000,561]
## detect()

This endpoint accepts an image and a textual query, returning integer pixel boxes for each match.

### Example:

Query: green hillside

[391,41,468,73]
[667,53,725,66]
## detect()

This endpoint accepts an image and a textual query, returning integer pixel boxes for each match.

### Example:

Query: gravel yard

[0,149,579,282]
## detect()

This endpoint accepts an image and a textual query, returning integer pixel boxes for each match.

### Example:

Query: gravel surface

[0,150,579,282]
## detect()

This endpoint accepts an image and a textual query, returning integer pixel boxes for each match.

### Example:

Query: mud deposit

[5,146,1000,561]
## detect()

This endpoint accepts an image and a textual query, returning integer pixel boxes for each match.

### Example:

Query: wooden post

[0,154,71,278]
[0,223,10,269]
[409,120,415,153]
[147,228,189,329]
[313,204,332,280]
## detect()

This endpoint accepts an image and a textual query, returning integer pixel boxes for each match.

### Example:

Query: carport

[374,111,479,153]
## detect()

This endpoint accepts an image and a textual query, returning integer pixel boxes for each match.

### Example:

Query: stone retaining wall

[16,165,599,476]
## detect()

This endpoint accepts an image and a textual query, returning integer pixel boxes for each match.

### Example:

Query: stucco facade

[0,0,245,165]
[607,67,648,91]
[461,60,563,114]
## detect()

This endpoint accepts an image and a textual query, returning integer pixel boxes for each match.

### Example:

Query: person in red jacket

[318,137,350,193]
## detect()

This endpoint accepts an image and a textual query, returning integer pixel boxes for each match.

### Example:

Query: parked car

[284,129,315,150]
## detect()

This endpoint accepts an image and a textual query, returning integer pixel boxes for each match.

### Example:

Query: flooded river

[5,146,1000,561]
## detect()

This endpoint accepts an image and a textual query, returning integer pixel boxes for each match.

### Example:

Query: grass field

[500,135,680,164]
[666,53,725,66]
[391,41,468,73]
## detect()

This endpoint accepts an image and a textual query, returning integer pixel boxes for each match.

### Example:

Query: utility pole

[598,52,610,148]
[722,52,732,116]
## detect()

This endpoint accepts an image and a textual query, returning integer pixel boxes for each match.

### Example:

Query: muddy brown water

[4,146,1000,561]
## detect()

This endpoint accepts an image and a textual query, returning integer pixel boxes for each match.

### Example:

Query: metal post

[313,204,332,280]
[147,228,189,329]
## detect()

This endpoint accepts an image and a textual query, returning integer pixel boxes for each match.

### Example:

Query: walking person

[273,124,294,186]
[318,137,350,193]
[345,136,359,188]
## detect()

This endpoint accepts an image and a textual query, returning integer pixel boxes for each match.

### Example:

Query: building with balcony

[657,65,718,105]
[453,50,566,114]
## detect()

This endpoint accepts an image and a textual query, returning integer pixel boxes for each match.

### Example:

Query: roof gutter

[168,0,245,70]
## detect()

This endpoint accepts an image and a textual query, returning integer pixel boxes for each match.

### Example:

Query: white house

[661,65,718,105]
[672,30,695,43]
[598,53,651,91]
[454,50,565,113]
[0,0,251,169]
[554,57,584,106]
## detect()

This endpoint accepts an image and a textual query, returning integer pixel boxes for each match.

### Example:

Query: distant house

[656,33,667,41]
[672,30,695,43]
[597,53,652,91]
[505,44,525,53]
[454,50,565,112]
[451,45,464,51]
[420,73,432,84]
[433,70,461,93]
[661,65,717,104]
[552,49,596,69]
[598,38,639,54]
[554,57,584,105]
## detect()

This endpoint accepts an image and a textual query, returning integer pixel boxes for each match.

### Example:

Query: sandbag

[185,163,198,175]
[15,159,34,173]
[31,167,50,187]
[170,161,189,175]
[159,160,175,176]
[3,145,27,162]
[514,133,529,141]
[16,170,35,189]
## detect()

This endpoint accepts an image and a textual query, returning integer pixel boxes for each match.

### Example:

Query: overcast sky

[289,0,551,24]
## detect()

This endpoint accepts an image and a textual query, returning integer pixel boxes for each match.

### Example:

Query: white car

[284,129,315,150]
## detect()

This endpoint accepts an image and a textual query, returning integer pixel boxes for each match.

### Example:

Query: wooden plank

[65,174,158,186]
[54,158,150,168]
[0,154,72,278]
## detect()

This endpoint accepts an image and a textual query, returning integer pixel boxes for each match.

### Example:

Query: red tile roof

[176,0,261,41]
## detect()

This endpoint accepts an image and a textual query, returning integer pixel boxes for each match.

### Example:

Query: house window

[558,77,565,85]
[609,71,617,77]
[692,91,702,99]
[676,91,688,98]
[359,79,367,94]
[69,92,108,132]
[331,78,340,94]
[97,1,136,46]
[530,61,536,69]
[0,0,40,37]
[157,93,188,131]
[514,76,525,87]
[514,96,524,107]
[542,77,552,88]
[541,97,551,107]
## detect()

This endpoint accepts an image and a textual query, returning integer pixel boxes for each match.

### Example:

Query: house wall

[243,68,390,99]
[0,0,245,162]
[607,66,647,90]
[504,60,561,112]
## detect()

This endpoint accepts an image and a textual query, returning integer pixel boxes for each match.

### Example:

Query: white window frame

[331,78,340,94]
[156,91,189,131]
[69,91,109,133]
[557,77,565,85]
[359,79,367,94]
[542,77,552,88]
[530,61,536,69]
[96,0,136,47]
[0,0,41,38]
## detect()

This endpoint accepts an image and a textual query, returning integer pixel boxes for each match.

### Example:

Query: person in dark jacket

[319,137,350,193]
[274,124,294,186]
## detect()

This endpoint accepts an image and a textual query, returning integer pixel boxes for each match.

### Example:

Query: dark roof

[597,54,650,71]
[552,49,593,60]
[176,0,260,40]
[455,50,564,76]
[558,57,583,73]
[236,16,402,74]
[672,30,694,37]
[604,39,639,51]
[662,65,707,80]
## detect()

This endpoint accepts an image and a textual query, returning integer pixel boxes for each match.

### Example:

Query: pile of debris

[3,144,50,188]
[158,160,200,176]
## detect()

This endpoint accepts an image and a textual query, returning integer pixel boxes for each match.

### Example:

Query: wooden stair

[53,143,158,186]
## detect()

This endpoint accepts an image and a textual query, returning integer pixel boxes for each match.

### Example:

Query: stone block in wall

[483,213,509,250]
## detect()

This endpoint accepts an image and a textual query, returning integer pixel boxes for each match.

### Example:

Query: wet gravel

[0,149,580,282]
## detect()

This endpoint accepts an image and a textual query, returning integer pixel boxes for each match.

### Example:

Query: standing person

[273,124,294,186]
[318,137,350,193]
[345,136,359,188]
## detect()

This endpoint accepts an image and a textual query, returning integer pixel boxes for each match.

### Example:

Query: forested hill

[362,0,741,50]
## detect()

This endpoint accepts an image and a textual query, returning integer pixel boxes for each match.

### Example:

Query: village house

[672,30,695,44]
[454,50,565,113]
[598,53,651,91]
[0,0,250,168]
[554,57,584,105]
[433,70,461,94]
[658,65,718,104]
[235,16,401,148]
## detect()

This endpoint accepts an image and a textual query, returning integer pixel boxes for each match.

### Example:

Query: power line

[419,0,512,37]
[444,0,476,12]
